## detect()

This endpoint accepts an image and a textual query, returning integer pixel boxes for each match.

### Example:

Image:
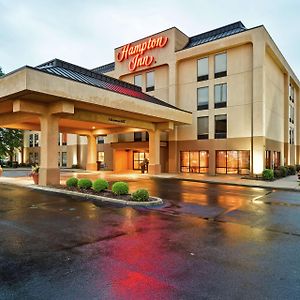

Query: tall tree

[0,129,23,165]
[0,66,3,76]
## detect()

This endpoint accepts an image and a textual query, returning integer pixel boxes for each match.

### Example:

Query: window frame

[146,71,155,92]
[197,57,209,81]
[197,86,209,110]
[134,74,143,88]
[197,116,209,140]
[215,114,227,139]
[214,52,227,78]
[214,83,227,108]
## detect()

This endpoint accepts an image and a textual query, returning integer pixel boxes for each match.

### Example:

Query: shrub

[262,169,274,181]
[274,169,281,178]
[279,166,288,177]
[296,165,300,172]
[287,165,296,175]
[112,181,129,195]
[93,179,109,192]
[77,178,93,189]
[66,177,78,188]
[131,189,149,202]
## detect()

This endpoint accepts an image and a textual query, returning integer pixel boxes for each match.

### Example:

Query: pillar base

[39,168,60,186]
[86,163,97,171]
[148,164,161,174]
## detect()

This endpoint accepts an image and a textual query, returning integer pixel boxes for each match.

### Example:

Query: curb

[27,185,164,207]
[149,175,300,192]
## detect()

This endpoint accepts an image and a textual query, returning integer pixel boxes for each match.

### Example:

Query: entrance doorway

[133,151,149,170]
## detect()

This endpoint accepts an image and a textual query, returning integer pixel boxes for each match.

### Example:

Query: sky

[1,0,300,77]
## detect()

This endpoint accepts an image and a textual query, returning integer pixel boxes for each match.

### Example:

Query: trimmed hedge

[112,181,129,195]
[66,177,78,187]
[278,166,288,177]
[262,169,274,181]
[274,169,281,178]
[78,178,93,189]
[93,179,109,192]
[132,189,149,202]
[287,165,296,175]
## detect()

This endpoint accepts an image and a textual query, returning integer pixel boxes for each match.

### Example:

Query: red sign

[116,36,168,72]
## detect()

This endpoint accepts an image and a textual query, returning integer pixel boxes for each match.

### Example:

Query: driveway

[0,179,300,299]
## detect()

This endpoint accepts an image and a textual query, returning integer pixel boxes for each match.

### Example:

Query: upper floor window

[214,83,227,108]
[134,132,142,142]
[289,105,294,124]
[34,133,39,147]
[215,53,227,78]
[197,86,209,110]
[29,134,33,147]
[146,71,154,92]
[134,74,142,88]
[197,116,209,140]
[197,57,208,81]
[289,84,295,103]
[62,133,67,146]
[215,114,227,139]
[97,136,104,144]
[289,127,294,144]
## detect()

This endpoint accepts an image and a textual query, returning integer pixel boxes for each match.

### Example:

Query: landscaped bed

[60,177,162,205]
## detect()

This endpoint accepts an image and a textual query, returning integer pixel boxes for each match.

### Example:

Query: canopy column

[86,135,97,171]
[39,115,60,185]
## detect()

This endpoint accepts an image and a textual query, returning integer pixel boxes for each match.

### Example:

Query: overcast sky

[1,0,300,77]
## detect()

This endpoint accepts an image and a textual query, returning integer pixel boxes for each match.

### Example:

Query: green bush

[287,165,296,175]
[296,165,300,172]
[77,178,93,189]
[66,177,78,187]
[262,169,274,181]
[112,181,129,195]
[279,166,288,177]
[131,189,149,202]
[274,169,281,178]
[93,179,109,192]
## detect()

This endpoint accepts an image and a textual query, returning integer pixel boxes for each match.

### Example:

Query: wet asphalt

[0,178,300,299]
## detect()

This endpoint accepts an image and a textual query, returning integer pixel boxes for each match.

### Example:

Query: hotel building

[1,21,299,184]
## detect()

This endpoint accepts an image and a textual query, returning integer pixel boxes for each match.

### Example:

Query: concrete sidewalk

[0,168,299,191]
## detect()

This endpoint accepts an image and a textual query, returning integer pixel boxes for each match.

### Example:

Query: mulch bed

[61,186,154,202]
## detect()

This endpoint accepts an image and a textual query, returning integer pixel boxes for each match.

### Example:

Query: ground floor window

[97,151,104,162]
[61,152,67,167]
[273,151,281,169]
[265,150,271,169]
[216,150,250,175]
[133,151,149,170]
[180,151,209,173]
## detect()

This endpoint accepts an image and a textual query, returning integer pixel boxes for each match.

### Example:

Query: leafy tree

[0,129,23,165]
[0,66,3,76]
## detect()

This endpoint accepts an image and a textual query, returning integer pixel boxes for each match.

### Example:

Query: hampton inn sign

[116,36,168,71]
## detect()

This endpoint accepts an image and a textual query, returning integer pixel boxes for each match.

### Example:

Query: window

[133,151,149,170]
[197,86,209,110]
[97,151,104,162]
[97,136,104,144]
[180,151,209,173]
[215,53,227,78]
[214,83,227,108]
[61,152,67,167]
[289,84,295,103]
[62,133,67,146]
[197,57,208,81]
[289,128,294,145]
[289,105,294,124]
[265,150,271,169]
[146,71,154,92]
[34,134,39,147]
[216,150,250,174]
[197,116,209,140]
[215,115,227,139]
[273,151,280,169]
[134,74,142,88]
[34,152,39,164]
[29,134,33,147]
[134,132,142,142]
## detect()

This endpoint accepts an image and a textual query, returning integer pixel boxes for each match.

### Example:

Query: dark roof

[35,59,185,112]
[92,62,115,74]
[183,21,246,50]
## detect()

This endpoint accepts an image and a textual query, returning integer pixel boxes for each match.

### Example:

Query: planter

[32,173,39,184]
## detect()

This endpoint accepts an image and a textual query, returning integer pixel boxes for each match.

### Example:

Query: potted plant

[29,164,39,184]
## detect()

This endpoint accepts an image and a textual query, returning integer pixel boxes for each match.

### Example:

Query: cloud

[0,0,299,77]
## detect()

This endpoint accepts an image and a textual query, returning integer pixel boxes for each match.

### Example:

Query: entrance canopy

[0,59,192,185]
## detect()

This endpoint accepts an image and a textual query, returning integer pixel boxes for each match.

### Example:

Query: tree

[0,129,23,165]
[0,66,3,76]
